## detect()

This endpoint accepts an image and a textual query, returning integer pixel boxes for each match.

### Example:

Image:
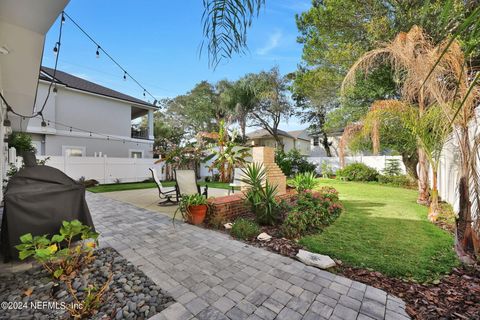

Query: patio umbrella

[1,161,95,262]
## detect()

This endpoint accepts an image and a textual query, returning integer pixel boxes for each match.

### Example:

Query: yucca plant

[241,163,280,225]
[291,172,319,192]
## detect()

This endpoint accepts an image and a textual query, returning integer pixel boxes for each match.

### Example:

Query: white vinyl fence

[15,155,166,184]
[308,155,406,175]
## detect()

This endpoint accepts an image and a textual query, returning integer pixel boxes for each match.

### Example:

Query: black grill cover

[1,165,95,261]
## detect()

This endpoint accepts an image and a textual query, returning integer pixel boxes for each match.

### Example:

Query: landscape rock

[296,249,336,269]
[257,232,272,241]
[224,223,233,229]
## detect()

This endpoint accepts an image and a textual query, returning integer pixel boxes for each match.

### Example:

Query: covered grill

[1,159,94,262]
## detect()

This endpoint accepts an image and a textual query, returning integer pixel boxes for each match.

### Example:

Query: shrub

[378,174,413,187]
[241,163,281,225]
[231,218,260,240]
[16,220,99,279]
[282,189,342,239]
[291,172,319,192]
[321,161,334,178]
[336,163,379,182]
[9,132,35,153]
[383,159,403,176]
[275,149,316,177]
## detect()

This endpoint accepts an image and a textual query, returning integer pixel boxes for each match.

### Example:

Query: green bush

[377,174,413,187]
[291,172,319,192]
[9,132,35,153]
[231,218,260,240]
[282,189,342,239]
[275,149,316,177]
[241,163,281,225]
[336,163,379,182]
[321,161,334,178]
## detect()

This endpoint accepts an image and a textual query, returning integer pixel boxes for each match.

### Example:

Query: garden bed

[0,247,174,319]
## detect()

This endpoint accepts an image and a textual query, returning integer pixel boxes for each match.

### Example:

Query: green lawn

[87,181,235,193]
[300,179,458,281]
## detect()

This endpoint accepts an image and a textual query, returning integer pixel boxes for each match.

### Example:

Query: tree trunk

[321,132,332,157]
[428,169,439,221]
[401,152,418,180]
[417,148,430,205]
[273,134,284,151]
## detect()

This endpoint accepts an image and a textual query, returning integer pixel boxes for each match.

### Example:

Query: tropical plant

[202,0,265,67]
[240,163,281,225]
[173,194,209,222]
[15,220,99,279]
[291,172,319,192]
[202,120,250,182]
[230,218,260,240]
[321,161,334,178]
[342,26,471,206]
[336,163,379,182]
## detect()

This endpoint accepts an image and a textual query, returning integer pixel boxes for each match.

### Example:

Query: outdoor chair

[228,168,245,195]
[174,169,208,198]
[149,168,178,205]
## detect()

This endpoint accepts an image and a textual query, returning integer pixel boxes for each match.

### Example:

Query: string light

[61,11,158,104]
[69,127,72,132]
[53,42,59,55]
[61,13,65,24]
[52,85,58,94]
[143,89,146,97]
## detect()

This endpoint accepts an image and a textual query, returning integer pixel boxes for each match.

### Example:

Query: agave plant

[291,172,319,193]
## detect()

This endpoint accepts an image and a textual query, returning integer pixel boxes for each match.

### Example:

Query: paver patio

[88,192,410,320]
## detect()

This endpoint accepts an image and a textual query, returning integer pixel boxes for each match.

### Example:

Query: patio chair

[228,168,245,195]
[174,169,208,198]
[149,168,178,205]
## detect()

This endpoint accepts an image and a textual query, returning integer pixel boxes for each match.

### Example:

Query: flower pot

[187,204,208,225]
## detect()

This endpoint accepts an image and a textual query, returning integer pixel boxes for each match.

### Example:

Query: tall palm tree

[202,0,265,67]
[342,26,467,205]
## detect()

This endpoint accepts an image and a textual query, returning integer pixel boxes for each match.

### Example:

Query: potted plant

[174,194,209,225]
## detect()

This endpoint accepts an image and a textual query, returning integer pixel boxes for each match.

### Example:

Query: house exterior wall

[27,82,153,158]
[249,136,310,155]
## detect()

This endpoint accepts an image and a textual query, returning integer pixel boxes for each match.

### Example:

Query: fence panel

[307,155,406,174]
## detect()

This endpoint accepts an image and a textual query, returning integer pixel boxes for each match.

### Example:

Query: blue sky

[42,0,311,130]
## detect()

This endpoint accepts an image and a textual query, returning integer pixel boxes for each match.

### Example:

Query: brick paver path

[88,193,410,320]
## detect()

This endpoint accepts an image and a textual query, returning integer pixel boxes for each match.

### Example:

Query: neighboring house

[246,129,311,155]
[309,129,343,157]
[1,0,69,202]
[26,67,157,158]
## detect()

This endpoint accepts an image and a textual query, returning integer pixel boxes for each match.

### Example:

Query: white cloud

[256,31,283,56]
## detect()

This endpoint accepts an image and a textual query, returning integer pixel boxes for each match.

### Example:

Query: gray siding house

[26,67,157,158]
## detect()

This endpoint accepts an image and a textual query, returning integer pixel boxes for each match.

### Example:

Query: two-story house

[246,129,311,155]
[26,67,157,158]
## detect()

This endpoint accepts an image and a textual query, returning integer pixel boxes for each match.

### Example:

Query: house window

[313,137,320,146]
[62,146,85,157]
[129,150,144,158]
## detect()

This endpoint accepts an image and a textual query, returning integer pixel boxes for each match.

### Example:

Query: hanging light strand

[62,11,157,104]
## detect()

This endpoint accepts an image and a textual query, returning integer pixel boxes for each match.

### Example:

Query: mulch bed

[211,222,480,320]
[0,247,174,320]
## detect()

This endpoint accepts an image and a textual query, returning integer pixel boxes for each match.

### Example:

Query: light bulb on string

[123,71,127,81]
[143,89,146,97]
[53,85,58,95]
[61,13,65,24]
[96,46,100,59]
[53,43,59,55]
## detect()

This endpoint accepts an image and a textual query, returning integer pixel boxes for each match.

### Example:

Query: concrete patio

[89,192,410,320]
[98,187,229,219]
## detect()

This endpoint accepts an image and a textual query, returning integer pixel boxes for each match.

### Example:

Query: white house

[246,129,311,155]
[1,0,70,202]
[26,67,157,158]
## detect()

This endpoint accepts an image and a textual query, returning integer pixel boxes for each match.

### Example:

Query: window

[62,146,85,157]
[129,150,144,158]
[313,137,320,146]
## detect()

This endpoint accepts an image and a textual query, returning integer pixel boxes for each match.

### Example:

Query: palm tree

[342,26,468,205]
[202,0,265,67]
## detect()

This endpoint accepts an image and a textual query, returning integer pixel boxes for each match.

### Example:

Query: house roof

[40,66,155,108]
[247,128,312,141]
[247,129,295,139]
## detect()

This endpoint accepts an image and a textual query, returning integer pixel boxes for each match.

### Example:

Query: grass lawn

[87,181,235,193]
[300,179,458,281]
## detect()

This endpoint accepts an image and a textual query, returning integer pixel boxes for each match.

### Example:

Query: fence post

[63,153,68,175]
[103,155,107,184]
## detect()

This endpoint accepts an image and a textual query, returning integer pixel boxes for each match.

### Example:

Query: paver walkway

[88,193,410,320]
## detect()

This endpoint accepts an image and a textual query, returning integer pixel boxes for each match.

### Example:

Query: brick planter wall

[207,189,298,222]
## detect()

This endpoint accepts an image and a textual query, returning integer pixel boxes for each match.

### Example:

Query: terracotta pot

[187,204,208,225]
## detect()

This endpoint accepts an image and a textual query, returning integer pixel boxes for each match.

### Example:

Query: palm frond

[202,0,265,68]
